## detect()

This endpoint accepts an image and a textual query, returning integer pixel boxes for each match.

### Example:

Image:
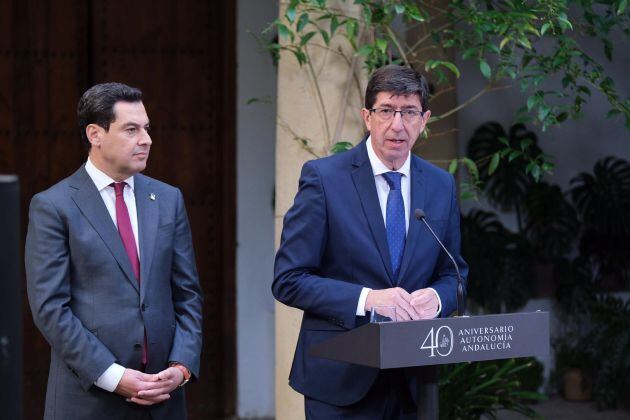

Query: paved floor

[497,397,630,419]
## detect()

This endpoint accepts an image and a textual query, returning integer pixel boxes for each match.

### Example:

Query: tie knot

[382,172,402,191]
[111,182,126,197]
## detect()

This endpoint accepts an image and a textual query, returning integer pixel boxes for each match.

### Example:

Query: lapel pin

[150,193,156,201]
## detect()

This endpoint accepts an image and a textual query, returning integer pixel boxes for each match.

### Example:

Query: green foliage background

[263,0,629,186]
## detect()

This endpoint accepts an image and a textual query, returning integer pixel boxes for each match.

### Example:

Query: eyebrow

[120,121,150,128]
[376,103,421,111]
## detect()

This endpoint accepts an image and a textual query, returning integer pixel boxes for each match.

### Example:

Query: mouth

[133,152,148,158]
[386,138,407,145]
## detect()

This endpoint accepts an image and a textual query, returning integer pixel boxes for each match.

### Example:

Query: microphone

[414,209,465,317]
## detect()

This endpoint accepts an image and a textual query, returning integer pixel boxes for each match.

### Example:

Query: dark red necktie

[112,182,147,366]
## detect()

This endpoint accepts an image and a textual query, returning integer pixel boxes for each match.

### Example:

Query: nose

[390,111,404,131]
[139,128,152,146]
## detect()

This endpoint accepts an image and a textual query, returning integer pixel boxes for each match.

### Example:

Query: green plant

[439,358,545,419]
[553,256,597,312]
[462,121,582,311]
[523,181,579,261]
[463,130,630,312]
[581,294,630,409]
[570,156,630,288]
[552,286,599,393]
[553,290,630,409]
[465,122,548,213]
[515,358,545,393]
[465,121,580,259]
[461,209,534,312]
[552,340,596,395]
[262,0,629,183]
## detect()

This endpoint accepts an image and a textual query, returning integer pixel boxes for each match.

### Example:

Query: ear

[420,110,431,132]
[85,124,103,148]
[361,108,372,132]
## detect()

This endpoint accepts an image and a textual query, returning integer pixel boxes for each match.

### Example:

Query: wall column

[273,2,364,419]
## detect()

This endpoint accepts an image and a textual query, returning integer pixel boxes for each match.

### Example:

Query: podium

[310,311,549,420]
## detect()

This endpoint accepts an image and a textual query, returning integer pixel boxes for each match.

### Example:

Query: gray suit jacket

[25,166,203,420]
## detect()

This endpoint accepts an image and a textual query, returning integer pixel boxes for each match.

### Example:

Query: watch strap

[169,363,191,387]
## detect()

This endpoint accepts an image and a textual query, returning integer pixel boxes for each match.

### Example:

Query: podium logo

[420,326,454,357]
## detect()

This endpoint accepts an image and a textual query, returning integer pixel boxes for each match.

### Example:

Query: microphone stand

[414,209,465,317]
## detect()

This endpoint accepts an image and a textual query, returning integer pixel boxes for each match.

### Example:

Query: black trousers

[124,405,153,420]
[305,369,416,420]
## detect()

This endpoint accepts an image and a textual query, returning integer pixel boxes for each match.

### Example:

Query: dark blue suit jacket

[273,140,468,406]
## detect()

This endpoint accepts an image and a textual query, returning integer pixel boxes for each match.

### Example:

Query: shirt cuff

[427,287,442,318]
[94,363,125,392]
[356,287,372,316]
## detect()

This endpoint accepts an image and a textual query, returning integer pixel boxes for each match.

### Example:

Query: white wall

[236,0,278,417]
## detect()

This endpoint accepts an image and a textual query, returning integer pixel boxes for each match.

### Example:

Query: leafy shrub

[439,358,545,419]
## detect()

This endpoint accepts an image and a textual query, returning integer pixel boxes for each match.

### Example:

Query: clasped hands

[365,287,438,321]
[115,366,183,406]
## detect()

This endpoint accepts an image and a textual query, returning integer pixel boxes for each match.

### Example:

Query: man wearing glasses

[273,65,468,418]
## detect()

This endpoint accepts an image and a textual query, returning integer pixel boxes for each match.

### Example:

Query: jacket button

[133,344,142,350]
[141,303,147,311]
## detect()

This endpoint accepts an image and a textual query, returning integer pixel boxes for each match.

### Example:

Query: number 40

[420,326,454,357]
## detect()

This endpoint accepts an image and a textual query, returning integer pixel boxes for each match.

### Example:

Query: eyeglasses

[369,107,424,123]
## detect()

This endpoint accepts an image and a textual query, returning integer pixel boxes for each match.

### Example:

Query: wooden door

[0,1,236,418]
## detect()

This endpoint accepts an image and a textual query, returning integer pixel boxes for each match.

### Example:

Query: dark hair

[364,65,429,112]
[77,82,143,145]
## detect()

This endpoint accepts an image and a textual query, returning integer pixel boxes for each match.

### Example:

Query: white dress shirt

[355,137,442,318]
[84,158,136,392]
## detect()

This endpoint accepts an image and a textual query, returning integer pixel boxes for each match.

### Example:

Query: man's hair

[77,82,143,145]
[364,65,429,112]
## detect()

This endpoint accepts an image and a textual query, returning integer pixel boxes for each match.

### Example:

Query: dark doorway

[0,1,236,418]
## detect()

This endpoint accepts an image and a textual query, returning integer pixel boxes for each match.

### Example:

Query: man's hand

[365,287,421,321]
[128,366,184,405]
[115,369,169,406]
[410,288,439,319]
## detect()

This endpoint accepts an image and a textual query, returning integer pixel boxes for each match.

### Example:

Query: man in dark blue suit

[273,65,468,418]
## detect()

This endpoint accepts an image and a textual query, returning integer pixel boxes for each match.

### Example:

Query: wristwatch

[169,362,191,387]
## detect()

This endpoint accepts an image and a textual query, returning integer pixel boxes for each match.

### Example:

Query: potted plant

[553,266,630,409]
[553,339,595,401]
[439,358,545,419]
[463,122,579,307]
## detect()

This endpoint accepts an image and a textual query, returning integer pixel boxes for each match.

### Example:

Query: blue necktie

[382,172,406,279]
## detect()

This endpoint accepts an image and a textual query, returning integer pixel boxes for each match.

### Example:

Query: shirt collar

[366,135,411,177]
[85,157,135,192]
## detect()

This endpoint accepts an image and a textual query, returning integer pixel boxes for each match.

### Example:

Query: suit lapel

[351,143,395,285]
[397,157,425,285]
[134,175,158,302]
[70,167,139,293]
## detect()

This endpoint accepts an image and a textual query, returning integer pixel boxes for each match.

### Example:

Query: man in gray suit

[25,82,203,419]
